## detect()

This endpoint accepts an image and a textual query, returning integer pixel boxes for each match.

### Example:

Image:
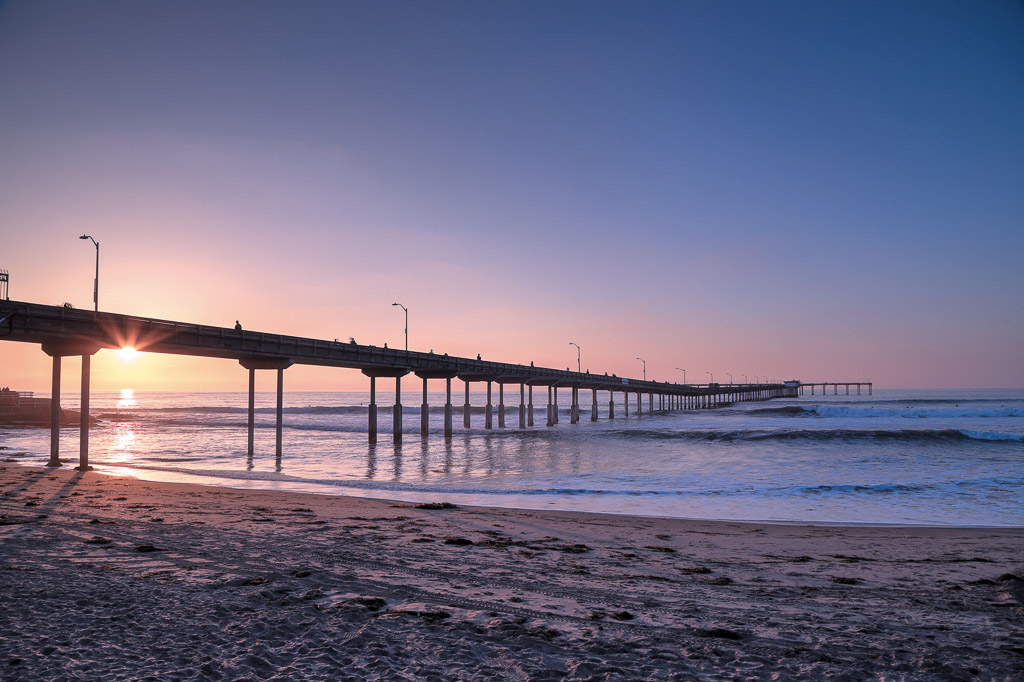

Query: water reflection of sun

[110,388,137,463]
[117,388,137,410]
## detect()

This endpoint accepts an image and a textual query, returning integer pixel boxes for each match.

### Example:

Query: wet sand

[1,464,1022,680]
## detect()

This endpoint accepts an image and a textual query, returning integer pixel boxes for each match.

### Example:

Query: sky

[1,0,1022,392]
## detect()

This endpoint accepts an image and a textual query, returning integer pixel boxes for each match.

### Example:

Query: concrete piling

[47,355,61,467]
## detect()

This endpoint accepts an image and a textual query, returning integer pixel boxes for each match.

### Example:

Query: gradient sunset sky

[1,0,1022,391]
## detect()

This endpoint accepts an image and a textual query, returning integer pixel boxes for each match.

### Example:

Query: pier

[798,382,872,396]
[0,300,828,470]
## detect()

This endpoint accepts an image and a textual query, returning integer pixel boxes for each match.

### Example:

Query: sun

[117,346,139,363]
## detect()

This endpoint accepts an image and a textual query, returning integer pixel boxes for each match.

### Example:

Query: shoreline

[96,465,1024,531]
[28,460,1024,530]
[5,458,1024,530]
[3,463,1023,679]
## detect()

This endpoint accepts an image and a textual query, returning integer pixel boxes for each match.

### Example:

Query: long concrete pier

[0,300,819,470]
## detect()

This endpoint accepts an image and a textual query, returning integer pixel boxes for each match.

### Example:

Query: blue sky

[1,0,1022,389]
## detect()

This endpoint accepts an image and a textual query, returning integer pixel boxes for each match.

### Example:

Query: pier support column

[247,368,256,456]
[554,387,560,423]
[498,383,505,428]
[528,386,534,426]
[275,368,284,457]
[649,393,653,414]
[624,390,629,417]
[546,386,554,426]
[591,388,598,421]
[570,387,579,424]
[637,391,641,415]
[240,357,294,452]
[485,381,493,429]
[609,391,615,419]
[77,353,93,472]
[394,376,403,444]
[47,355,62,467]
[519,384,526,428]
[369,377,378,444]
[421,377,429,438]
[464,381,471,428]
[444,378,453,440]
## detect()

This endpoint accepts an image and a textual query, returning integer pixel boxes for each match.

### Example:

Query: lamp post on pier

[676,368,686,384]
[391,302,408,351]
[742,374,748,384]
[726,373,733,385]
[79,235,99,312]
[636,357,646,381]
[568,342,581,373]
[706,371,714,384]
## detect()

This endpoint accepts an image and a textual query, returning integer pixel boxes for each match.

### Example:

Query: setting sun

[117,346,139,363]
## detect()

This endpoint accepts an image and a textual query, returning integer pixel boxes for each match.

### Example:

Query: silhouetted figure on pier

[234,321,242,331]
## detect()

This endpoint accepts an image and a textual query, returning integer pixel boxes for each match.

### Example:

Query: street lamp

[636,357,646,381]
[568,342,581,373]
[726,373,733,385]
[742,374,748,384]
[754,375,760,383]
[706,371,714,384]
[676,367,686,384]
[79,235,99,312]
[391,302,407,351]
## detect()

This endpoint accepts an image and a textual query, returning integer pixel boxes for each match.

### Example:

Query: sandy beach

[1,464,1021,680]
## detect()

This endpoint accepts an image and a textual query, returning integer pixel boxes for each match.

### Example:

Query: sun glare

[118,346,139,363]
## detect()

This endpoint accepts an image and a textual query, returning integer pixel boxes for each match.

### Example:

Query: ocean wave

[747,405,1024,420]
[958,430,1024,443]
[746,406,810,416]
[608,428,1024,444]
[813,405,1024,419]
[794,482,932,495]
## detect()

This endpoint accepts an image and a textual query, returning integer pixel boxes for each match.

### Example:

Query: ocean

[2,388,1022,526]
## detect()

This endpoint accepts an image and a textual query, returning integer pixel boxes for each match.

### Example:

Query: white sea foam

[807,405,1024,419]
